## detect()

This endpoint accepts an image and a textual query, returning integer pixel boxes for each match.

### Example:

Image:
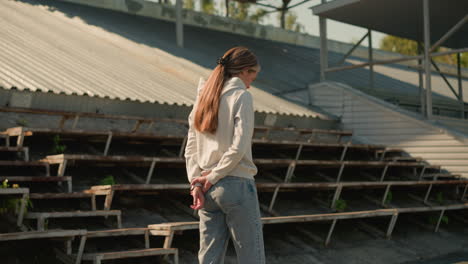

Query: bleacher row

[0,107,467,264]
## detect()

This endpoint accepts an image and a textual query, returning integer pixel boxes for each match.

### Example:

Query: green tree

[229,2,249,20]
[380,35,468,68]
[250,8,268,23]
[459,53,468,68]
[184,0,195,9]
[380,35,418,56]
[284,11,303,32]
[202,0,215,14]
[228,2,267,23]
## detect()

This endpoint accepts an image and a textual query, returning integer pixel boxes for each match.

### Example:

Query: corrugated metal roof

[0,0,325,118]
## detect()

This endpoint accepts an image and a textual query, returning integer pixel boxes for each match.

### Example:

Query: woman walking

[185,46,265,264]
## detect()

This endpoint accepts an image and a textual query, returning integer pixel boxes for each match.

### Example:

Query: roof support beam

[430,59,460,100]
[430,14,468,53]
[312,0,360,15]
[431,48,468,57]
[337,32,368,66]
[325,55,424,73]
[325,48,468,74]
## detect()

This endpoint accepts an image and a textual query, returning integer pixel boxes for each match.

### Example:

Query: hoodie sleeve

[206,91,254,185]
[184,78,205,183]
[184,109,201,183]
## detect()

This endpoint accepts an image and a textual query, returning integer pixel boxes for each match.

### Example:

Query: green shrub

[428,215,449,225]
[435,192,445,205]
[384,191,393,204]
[0,180,33,214]
[100,175,116,186]
[335,199,347,211]
[15,119,28,127]
[1,179,9,188]
[51,135,67,154]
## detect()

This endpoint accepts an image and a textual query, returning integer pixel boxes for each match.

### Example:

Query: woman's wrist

[190,182,203,191]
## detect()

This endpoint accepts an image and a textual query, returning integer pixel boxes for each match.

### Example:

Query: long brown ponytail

[194,46,258,133]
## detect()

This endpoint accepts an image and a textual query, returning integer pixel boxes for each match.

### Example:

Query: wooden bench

[261,179,468,213]
[149,209,398,247]
[42,155,184,184]
[252,139,386,161]
[3,127,185,157]
[0,146,29,161]
[1,106,348,145]
[80,248,178,264]
[149,201,468,247]
[0,229,87,264]
[5,126,360,159]
[0,160,50,175]
[375,148,405,161]
[395,203,468,232]
[254,125,353,143]
[30,192,96,210]
[0,107,187,133]
[43,154,440,185]
[25,210,122,231]
[87,178,468,213]
[255,159,440,183]
[78,228,178,264]
[0,187,29,226]
[0,176,72,193]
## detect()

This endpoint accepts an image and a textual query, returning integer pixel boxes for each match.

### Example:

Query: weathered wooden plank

[0,146,27,152]
[397,203,468,213]
[86,228,149,238]
[148,209,396,231]
[29,192,93,199]
[0,161,48,166]
[0,188,29,195]
[81,248,178,261]
[25,210,121,218]
[86,179,468,196]
[0,176,71,182]
[261,209,396,224]
[43,154,184,164]
[0,229,86,241]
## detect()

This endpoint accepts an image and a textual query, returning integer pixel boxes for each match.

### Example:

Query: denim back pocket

[211,177,245,208]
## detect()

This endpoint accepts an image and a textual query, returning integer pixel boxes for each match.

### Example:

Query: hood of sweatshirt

[197,77,247,97]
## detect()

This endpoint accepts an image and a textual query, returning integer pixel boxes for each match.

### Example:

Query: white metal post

[368,29,374,89]
[176,0,184,48]
[319,0,328,82]
[423,0,432,119]
[418,43,425,115]
[457,53,465,118]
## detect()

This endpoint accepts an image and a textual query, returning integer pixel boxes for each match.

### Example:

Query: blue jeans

[198,176,265,264]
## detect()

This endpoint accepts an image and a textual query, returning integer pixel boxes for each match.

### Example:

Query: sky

[210,0,387,48]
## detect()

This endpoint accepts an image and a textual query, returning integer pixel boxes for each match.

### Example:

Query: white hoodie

[185,77,258,185]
